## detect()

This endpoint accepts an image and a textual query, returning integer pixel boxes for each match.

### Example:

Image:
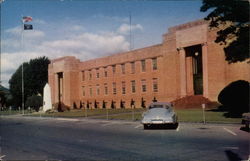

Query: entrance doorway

[185,45,203,95]
[57,72,63,109]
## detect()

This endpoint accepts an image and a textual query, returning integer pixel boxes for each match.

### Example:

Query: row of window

[81,58,158,81]
[82,78,158,97]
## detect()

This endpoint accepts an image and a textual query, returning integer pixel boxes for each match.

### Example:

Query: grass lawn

[0,110,34,115]
[175,109,241,123]
[25,108,242,124]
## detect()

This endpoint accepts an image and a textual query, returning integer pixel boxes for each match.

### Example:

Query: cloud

[117,23,143,35]
[1,51,42,87]
[38,32,129,60]
[71,25,85,31]
[2,28,130,87]
[92,14,129,23]
[33,19,46,25]
[2,17,144,87]
[5,26,45,39]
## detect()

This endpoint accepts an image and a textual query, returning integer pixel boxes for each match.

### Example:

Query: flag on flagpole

[24,24,33,30]
[22,16,32,23]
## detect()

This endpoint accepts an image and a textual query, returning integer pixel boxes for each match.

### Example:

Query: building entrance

[185,45,203,95]
[57,72,63,109]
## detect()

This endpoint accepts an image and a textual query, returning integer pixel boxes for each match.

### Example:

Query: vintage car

[141,102,178,129]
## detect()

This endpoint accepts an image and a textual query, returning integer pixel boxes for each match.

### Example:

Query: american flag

[22,16,33,23]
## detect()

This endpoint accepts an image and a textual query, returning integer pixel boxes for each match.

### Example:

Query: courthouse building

[48,19,250,109]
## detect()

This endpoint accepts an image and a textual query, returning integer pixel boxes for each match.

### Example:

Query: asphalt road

[0,116,249,161]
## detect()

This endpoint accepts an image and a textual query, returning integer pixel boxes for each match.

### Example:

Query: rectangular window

[131,62,135,74]
[122,81,126,94]
[112,65,116,74]
[82,71,85,81]
[141,60,146,72]
[89,70,92,80]
[141,79,146,92]
[82,86,85,96]
[121,64,125,74]
[104,83,108,95]
[113,82,116,95]
[96,69,99,78]
[153,78,158,92]
[131,80,136,93]
[96,84,100,95]
[104,67,108,77]
[152,58,158,70]
[89,86,92,96]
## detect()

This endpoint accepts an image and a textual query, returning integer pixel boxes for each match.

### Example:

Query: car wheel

[173,123,178,129]
[144,124,149,130]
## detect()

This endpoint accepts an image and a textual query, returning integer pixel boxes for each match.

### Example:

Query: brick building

[48,19,250,109]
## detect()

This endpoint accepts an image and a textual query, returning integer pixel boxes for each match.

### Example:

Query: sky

[1,0,209,88]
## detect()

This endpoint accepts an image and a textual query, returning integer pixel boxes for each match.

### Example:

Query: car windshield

[149,105,164,109]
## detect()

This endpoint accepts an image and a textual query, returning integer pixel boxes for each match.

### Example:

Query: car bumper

[141,120,177,125]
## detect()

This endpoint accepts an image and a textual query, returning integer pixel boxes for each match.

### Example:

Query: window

[121,64,125,74]
[122,81,126,94]
[153,78,158,92]
[82,86,85,96]
[141,60,146,72]
[131,62,135,74]
[96,84,100,95]
[112,65,116,74]
[82,71,85,81]
[89,70,92,80]
[89,86,92,96]
[131,80,136,93]
[104,67,108,77]
[152,58,157,70]
[96,69,99,78]
[141,79,146,92]
[104,83,108,95]
[113,82,116,95]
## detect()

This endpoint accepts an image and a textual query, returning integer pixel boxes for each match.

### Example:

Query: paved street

[0,116,249,161]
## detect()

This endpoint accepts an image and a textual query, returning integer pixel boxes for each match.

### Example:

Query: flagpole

[0,0,4,85]
[21,16,24,115]
[129,13,132,51]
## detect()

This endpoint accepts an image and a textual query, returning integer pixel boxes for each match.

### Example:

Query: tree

[218,80,249,117]
[9,56,50,108]
[87,100,90,109]
[102,100,106,109]
[141,97,146,108]
[0,85,12,109]
[111,100,115,109]
[79,101,83,109]
[200,0,249,63]
[25,95,43,112]
[130,99,135,108]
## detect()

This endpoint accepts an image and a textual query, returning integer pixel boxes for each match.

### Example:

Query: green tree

[200,0,249,63]
[25,95,43,112]
[9,56,50,108]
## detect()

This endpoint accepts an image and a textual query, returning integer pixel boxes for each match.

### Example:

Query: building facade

[48,19,250,109]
